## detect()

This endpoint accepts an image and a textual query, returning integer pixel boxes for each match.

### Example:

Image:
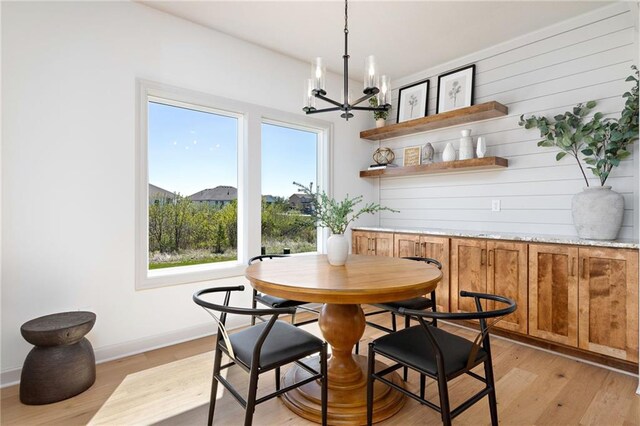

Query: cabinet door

[394,234,421,258]
[420,236,450,312]
[578,247,638,362]
[451,238,487,313]
[352,231,371,255]
[487,241,528,333]
[371,233,394,257]
[528,244,578,347]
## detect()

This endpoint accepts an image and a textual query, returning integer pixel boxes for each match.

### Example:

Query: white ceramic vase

[327,234,349,266]
[572,186,624,240]
[376,118,386,128]
[476,137,487,158]
[442,142,456,162]
[459,129,474,160]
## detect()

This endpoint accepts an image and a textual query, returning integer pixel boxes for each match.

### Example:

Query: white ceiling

[142,1,612,81]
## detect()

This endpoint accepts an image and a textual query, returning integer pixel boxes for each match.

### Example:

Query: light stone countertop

[352,226,639,250]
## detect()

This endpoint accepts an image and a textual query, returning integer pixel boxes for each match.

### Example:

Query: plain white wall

[377,3,638,239]
[0,1,379,384]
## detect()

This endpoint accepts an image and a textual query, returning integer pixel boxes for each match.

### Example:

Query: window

[137,81,330,289]
[147,100,239,270]
[261,122,319,255]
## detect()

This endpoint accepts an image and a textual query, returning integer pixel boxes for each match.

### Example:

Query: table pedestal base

[281,355,405,425]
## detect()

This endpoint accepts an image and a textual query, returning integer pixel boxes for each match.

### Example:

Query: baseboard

[1,317,249,389]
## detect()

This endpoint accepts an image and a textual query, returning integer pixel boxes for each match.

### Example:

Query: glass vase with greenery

[518,66,639,186]
[293,182,397,234]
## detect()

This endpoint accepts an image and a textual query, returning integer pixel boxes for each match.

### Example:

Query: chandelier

[302,0,391,121]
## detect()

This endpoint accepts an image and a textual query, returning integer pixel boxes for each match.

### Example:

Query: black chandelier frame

[303,0,391,121]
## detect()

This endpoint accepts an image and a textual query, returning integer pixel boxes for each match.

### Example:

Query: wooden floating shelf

[360,156,509,178]
[360,101,508,141]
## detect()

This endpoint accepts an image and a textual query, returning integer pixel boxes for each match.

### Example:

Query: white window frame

[136,80,332,289]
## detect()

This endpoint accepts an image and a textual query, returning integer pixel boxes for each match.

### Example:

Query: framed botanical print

[397,79,429,123]
[436,64,475,114]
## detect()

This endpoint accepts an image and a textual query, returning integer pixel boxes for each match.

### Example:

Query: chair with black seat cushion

[249,254,319,326]
[374,257,442,331]
[193,285,327,426]
[366,291,516,426]
[356,257,441,365]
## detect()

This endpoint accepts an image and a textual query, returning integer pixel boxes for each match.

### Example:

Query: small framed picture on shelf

[436,64,475,114]
[403,146,421,167]
[397,79,429,123]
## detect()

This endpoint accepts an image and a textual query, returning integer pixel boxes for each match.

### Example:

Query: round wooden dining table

[245,254,441,424]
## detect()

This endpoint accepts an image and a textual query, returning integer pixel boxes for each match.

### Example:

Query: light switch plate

[491,200,501,211]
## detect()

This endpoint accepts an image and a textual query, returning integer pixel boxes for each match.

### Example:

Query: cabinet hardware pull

[481,249,486,266]
[421,242,427,258]
[415,242,420,256]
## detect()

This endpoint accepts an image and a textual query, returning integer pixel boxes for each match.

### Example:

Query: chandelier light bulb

[312,57,326,91]
[304,78,316,109]
[379,75,391,106]
[364,55,378,90]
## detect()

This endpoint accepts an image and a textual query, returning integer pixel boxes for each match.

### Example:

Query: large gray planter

[572,186,624,240]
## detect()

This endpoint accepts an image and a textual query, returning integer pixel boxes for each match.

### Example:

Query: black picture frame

[396,78,429,123]
[436,64,476,114]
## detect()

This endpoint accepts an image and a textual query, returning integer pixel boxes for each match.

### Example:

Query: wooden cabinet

[451,238,528,333]
[354,229,639,366]
[351,231,393,257]
[529,244,638,362]
[578,247,638,363]
[393,234,450,312]
[528,244,579,347]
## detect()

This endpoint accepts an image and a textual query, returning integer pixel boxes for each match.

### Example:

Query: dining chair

[249,254,319,326]
[193,285,328,426]
[356,256,441,370]
[366,291,517,426]
[374,256,442,331]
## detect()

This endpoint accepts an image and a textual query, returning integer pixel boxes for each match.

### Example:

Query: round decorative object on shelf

[373,147,395,165]
[442,142,456,162]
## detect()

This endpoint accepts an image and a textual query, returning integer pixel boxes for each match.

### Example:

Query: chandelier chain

[344,0,348,34]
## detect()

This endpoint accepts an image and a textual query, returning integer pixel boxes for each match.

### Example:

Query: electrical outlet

[491,200,501,212]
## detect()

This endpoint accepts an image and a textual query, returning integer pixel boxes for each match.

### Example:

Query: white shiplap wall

[376,4,639,239]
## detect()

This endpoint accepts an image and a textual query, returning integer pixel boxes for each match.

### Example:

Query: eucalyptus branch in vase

[293,182,398,235]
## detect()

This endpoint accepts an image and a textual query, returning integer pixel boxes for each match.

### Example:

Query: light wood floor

[2,310,639,425]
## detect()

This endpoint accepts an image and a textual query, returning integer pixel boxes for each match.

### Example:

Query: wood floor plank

[580,370,639,425]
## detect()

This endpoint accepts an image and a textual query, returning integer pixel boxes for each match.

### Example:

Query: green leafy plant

[369,97,389,121]
[519,66,639,187]
[293,182,397,234]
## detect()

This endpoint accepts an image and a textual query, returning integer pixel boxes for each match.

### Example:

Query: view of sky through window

[261,123,317,197]
[148,101,238,196]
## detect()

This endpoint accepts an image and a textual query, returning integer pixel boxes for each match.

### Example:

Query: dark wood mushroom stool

[20,311,96,405]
